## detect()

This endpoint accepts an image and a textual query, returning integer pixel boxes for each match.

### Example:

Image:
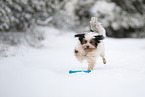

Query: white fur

[85,32,99,40]
[74,17,106,70]
[90,17,106,37]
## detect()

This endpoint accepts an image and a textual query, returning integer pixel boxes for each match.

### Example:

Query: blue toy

[69,70,91,74]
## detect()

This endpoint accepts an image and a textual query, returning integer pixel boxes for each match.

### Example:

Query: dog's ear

[74,34,85,44]
[74,34,85,38]
[94,35,104,40]
[94,35,104,43]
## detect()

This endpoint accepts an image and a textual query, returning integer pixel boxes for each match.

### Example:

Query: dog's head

[75,32,104,51]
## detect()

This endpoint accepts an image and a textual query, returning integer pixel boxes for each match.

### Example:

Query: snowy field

[0,27,145,97]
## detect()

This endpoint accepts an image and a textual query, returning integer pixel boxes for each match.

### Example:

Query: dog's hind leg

[100,52,106,64]
[100,54,106,64]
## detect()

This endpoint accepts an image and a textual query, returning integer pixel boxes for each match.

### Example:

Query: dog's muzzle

[86,46,90,49]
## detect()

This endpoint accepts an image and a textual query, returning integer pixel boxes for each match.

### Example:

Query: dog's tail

[90,17,106,37]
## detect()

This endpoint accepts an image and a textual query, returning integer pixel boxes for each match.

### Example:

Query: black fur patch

[74,50,78,53]
[74,34,85,44]
[94,35,104,47]
[90,29,94,32]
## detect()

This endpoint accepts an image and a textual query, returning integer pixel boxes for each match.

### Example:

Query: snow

[0,27,145,97]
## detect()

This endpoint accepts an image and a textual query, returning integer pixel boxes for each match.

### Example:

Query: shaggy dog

[74,17,106,70]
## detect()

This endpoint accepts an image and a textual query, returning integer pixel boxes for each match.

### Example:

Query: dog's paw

[87,67,93,70]
[74,49,79,53]
[103,58,106,64]
[74,49,79,56]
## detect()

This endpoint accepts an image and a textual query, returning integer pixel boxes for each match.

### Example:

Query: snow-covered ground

[0,27,145,97]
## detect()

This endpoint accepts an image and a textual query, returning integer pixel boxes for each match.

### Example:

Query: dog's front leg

[87,58,96,70]
[74,49,79,56]
[74,48,85,62]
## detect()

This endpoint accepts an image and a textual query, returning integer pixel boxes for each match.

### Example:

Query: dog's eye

[82,39,87,44]
[90,40,95,44]
[90,40,94,44]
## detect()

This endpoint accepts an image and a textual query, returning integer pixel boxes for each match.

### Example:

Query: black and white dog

[74,17,106,70]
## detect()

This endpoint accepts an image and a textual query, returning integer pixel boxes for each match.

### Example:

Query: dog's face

[75,33,104,51]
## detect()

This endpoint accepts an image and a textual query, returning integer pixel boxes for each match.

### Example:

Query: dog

[74,17,106,70]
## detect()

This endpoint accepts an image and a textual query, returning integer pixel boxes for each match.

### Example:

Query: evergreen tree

[90,0,145,38]
[0,0,64,32]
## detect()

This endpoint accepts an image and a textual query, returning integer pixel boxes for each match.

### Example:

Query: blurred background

[0,0,145,37]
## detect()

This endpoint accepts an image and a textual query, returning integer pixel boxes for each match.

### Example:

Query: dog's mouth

[82,44,96,52]
[84,48,94,52]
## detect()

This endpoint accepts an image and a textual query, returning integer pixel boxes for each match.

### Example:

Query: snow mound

[0,27,145,97]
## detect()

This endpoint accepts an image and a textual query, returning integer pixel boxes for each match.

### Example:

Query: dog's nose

[86,46,89,49]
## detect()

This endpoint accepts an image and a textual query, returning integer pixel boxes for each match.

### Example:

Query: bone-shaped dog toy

[69,70,91,74]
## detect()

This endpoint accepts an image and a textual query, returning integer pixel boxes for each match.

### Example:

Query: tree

[90,0,145,38]
[0,0,65,32]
